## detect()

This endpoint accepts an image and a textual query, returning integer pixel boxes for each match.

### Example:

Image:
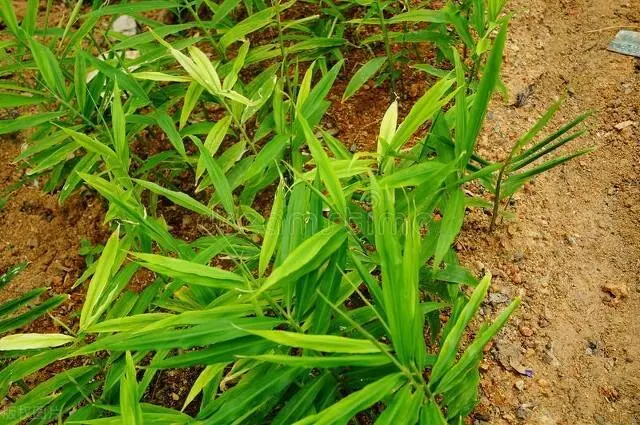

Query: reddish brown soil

[0,141,108,308]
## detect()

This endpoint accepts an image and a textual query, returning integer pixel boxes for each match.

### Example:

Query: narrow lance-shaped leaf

[155,109,186,157]
[259,179,286,276]
[429,273,493,387]
[400,211,427,367]
[244,328,385,353]
[0,93,46,108]
[501,148,593,199]
[433,188,465,269]
[191,136,236,219]
[512,97,563,154]
[420,398,448,425]
[80,229,120,330]
[509,130,586,172]
[298,115,347,218]
[120,352,143,425]
[180,81,204,130]
[208,0,242,26]
[28,39,67,99]
[182,364,225,411]
[131,252,245,289]
[195,116,232,182]
[79,173,183,254]
[0,262,27,289]
[374,384,422,425]
[87,0,180,17]
[0,112,65,136]
[435,297,520,394]
[293,373,406,425]
[223,41,249,90]
[259,224,347,294]
[0,295,67,334]
[188,46,223,93]
[514,110,592,162]
[462,20,508,164]
[272,374,334,425]
[452,48,467,162]
[0,366,98,425]
[0,0,20,37]
[0,333,75,351]
[244,353,392,368]
[74,54,87,112]
[390,76,455,152]
[378,100,398,168]
[297,61,315,109]
[218,5,282,51]
[134,178,216,218]
[343,56,387,101]
[112,81,128,165]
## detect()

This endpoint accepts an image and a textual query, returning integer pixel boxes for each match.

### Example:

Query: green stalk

[489,148,516,232]
[376,0,397,99]
[273,0,288,86]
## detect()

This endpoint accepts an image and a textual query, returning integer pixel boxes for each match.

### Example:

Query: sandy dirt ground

[464,0,640,424]
[0,0,638,423]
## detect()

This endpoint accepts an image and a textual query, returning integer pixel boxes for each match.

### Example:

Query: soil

[1,0,639,424]
[461,1,640,424]
[0,141,108,309]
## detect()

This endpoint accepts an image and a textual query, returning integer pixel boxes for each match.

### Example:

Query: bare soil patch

[464,1,640,424]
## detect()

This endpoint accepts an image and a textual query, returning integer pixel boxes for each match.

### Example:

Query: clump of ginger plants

[0,0,590,423]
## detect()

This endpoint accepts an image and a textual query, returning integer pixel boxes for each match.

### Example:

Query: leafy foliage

[0,0,591,423]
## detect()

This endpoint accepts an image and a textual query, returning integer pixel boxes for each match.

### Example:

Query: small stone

[538,316,550,328]
[515,379,525,391]
[171,392,180,401]
[565,235,576,246]
[599,384,620,401]
[408,83,420,98]
[111,15,137,36]
[519,325,534,337]
[494,340,530,375]
[512,251,525,262]
[594,414,607,425]
[614,120,635,131]
[181,215,193,228]
[487,292,510,306]
[516,403,532,420]
[324,127,339,136]
[601,282,629,300]
[542,349,560,367]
